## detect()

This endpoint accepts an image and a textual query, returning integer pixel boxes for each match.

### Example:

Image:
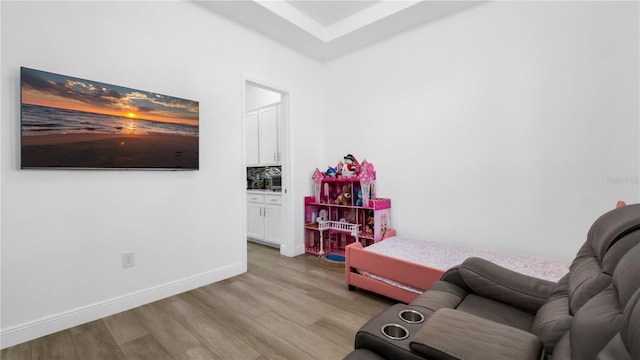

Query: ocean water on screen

[21,103,198,137]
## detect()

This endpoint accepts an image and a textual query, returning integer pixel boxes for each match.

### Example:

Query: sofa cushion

[552,243,640,360]
[530,295,572,353]
[566,253,608,311]
[568,287,624,358]
[567,204,640,313]
[456,294,535,331]
[552,332,571,359]
[612,232,640,307]
[621,290,640,360]
[343,349,387,360]
[596,334,631,360]
[411,281,466,312]
[410,309,542,360]
[596,289,640,360]
[583,204,640,263]
[457,257,555,313]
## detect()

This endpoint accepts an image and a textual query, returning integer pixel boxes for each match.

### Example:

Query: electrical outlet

[122,252,135,269]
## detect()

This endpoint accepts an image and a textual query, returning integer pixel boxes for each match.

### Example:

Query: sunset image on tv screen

[20,67,199,169]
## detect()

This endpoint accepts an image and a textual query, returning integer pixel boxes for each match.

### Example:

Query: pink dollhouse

[304,155,392,256]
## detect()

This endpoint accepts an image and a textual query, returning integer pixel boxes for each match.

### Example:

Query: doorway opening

[242,76,292,260]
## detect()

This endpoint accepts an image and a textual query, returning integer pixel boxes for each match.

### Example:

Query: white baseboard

[0,263,244,349]
[293,243,305,256]
[278,242,305,257]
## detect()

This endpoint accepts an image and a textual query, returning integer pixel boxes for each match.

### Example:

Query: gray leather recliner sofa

[345,204,640,360]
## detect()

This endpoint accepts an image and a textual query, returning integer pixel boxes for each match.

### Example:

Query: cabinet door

[246,111,259,166]
[247,202,264,240]
[258,106,279,165]
[264,204,283,245]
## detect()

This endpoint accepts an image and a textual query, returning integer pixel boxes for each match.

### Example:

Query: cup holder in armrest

[380,323,409,340]
[398,309,425,324]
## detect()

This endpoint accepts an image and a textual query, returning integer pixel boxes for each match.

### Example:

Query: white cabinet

[246,111,259,165]
[246,105,280,166]
[247,200,264,240]
[258,106,279,164]
[264,196,283,244]
[247,192,283,246]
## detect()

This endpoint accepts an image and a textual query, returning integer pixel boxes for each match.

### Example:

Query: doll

[341,154,358,178]
[335,185,351,205]
[355,189,363,206]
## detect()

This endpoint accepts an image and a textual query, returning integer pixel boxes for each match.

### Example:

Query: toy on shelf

[341,154,359,178]
[357,159,375,208]
[312,168,324,203]
[305,155,391,256]
[312,154,378,202]
[365,210,374,235]
[335,185,352,205]
[315,220,361,255]
[318,209,328,222]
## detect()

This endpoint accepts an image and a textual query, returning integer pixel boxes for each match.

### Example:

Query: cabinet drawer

[247,194,265,203]
[264,195,282,205]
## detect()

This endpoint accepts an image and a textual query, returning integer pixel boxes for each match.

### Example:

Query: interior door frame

[241,74,294,259]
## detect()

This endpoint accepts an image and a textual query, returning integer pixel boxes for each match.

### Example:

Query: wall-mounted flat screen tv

[21,67,199,170]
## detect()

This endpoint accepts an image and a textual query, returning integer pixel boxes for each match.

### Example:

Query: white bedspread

[363,236,570,293]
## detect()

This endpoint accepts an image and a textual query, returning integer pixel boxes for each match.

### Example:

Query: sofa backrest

[532,205,640,355]
[567,204,640,313]
[621,291,640,359]
[595,288,640,360]
[604,287,640,360]
[552,241,640,360]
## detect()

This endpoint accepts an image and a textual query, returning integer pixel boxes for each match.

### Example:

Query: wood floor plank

[164,293,262,360]
[30,330,78,360]
[103,309,149,345]
[243,271,387,332]
[118,334,173,360]
[250,259,360,302]
[255,311,351,360]
[68,320,125,360]
[189,288,319,360]
[228,278,323,327]
[183,345,221,359]
[197,277,271,320]
[304,285,390,320]
[308,318,359,352]
[1,242,394,360]
[132,301,202,360]
[0,341,30,360]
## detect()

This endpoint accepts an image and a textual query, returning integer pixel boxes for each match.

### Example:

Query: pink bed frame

[344,229,445,304]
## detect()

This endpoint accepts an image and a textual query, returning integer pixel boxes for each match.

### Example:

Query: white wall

[0,1,325,347]
[325,1,639,261]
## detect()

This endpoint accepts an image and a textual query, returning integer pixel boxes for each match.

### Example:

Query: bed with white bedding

[345,235,570,303]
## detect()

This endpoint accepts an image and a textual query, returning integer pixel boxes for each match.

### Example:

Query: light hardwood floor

[1,242,394,360]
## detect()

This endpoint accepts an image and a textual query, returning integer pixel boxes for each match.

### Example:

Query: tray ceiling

[195,0,483,61]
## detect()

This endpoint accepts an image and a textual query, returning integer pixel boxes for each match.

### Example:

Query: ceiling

[288,1,380,27]
[195,0,484,62]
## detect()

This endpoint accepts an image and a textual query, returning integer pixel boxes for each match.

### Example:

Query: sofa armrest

[454,257,556,313]
[410,308,543,360]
